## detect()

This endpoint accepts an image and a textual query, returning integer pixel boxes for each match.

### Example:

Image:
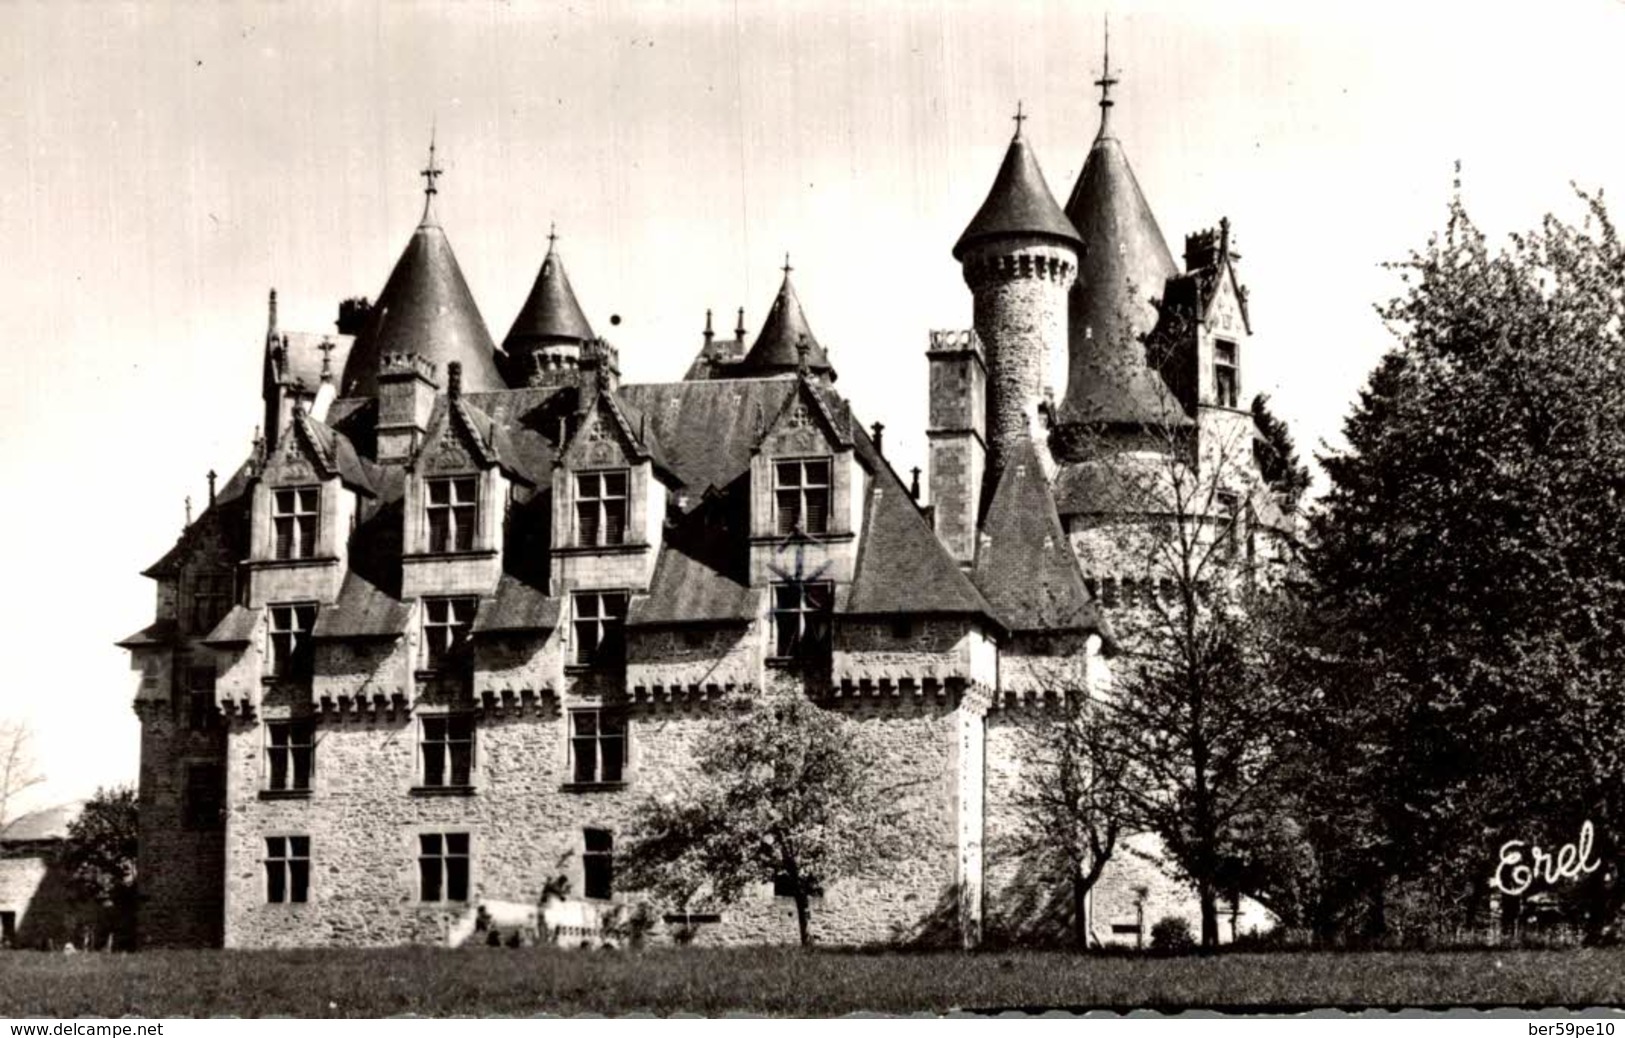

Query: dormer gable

[261,406,376,496]
[552,385,673,560]
[752,375,854,459]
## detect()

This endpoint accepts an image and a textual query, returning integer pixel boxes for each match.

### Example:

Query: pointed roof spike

[503,224,596,353]
[1012,100,1027,140]
[739,264,836,378]
[734,307,746,342]
[419,129,443,227]
[953,120,1083,260]
[1095,14,1119,138]
[703,308,714,343]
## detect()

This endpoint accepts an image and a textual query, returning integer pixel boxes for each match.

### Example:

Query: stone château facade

[121,58,1286,950]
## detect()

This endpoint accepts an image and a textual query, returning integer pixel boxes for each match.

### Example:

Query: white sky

[2,0,1622,813]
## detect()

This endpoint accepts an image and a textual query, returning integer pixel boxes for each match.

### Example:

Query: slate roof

[620,379,807,503]
[340,215,506,398]
[312,574,411,640]
[954,132,1083,260]
[973,437,1103,634]
[0,803,82,845]
[141,460,254,578]
[202,605,259,646]
[628,486,756,626]
[292,410,378,496]
[472,575,560,635]
[503,242,595,352]
[737,272,835,378]
[1057,127,1182,429]
[842,455,997,623]
[116,618,178,649]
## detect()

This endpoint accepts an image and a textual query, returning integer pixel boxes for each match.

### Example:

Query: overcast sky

[3,0,1622,813]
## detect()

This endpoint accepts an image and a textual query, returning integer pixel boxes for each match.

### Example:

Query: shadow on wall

[0,854,101,950]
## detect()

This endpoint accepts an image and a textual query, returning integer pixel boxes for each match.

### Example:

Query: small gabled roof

[288,409,378,496]
[311,574,411,640]
[842,470,998,625]
[629,489,756,627]
[472,575,560,635]
[503,236,595,352]
[752,374,855,454]
[566,380,678,483]
[201,604,259,647]
[416,391,538,487]
[953,130,1083,260]
[737,270,835,378]
[0,803,83,845]
[141,460,254,579]
[116,617,179,649]
[973,436,1104,635]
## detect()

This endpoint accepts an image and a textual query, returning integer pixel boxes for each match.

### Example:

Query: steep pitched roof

[973,437,1102,634]
[201,604,259,646]
[289,409,378,496]
[116,618,178,649]
[339,217,506,398]
[1057,127,1182,429]
[843,466,997,624]
[503,240,595,352]
[472,575,560,635]
[311,573,411,640]
[619,379,802,502]
[140,460,254,579]
[628,486,756,626]
[954,131,1083,260]
[737,272,835,378]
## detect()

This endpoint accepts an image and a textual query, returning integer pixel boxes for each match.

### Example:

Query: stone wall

[0,852,94,948]
[136,709,226,947]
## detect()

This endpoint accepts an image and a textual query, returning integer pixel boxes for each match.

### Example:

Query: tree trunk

[1072,871,1088,951]
[793,892,812,947]
[1198,876,1220,952]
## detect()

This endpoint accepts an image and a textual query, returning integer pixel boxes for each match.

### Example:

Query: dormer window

[576,470,628,547]
[1213,340,1239,408]
[422,597,476,671]
[427,476,478,553]
[775,459,831,536]
[268,603,317,679]
[772,582,832,661]
[273,487,320,560]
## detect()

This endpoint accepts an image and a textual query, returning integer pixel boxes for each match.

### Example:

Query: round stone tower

[953,116,1082,483]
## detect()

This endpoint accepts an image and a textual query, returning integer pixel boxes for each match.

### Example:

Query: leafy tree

[61,786,139,950]
[1251,393,1311,515]
[618,695,907,946]
[0,718,44,828]
[1310,181,1625,942]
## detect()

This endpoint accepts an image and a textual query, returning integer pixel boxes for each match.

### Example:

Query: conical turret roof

[738,268,835,378]
[503,234,595,353]
[1056,118,1181,428]
[953,129,1082,260]
[340,194,505,397]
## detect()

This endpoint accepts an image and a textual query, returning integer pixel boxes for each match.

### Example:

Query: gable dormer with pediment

[247,407,370,609]
[550,386,668,597]
[400,375,527,600]
[747,377,868,589]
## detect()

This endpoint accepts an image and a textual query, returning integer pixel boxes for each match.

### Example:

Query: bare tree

[0,718,45,829]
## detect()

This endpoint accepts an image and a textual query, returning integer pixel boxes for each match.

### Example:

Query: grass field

[1,946,1623,1017]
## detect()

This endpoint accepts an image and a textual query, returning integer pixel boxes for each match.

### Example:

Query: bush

[1150,915,1196,953]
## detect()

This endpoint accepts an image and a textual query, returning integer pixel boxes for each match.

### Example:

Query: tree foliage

[1251,393,1311,515]
[1309,182,1625,941]
[618,695,909,946]
[61,786,139,950]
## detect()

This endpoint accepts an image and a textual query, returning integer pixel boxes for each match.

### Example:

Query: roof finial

[1012,100,1027,140]
[735,306,746,342]
[782,252,793,278]
[1095,14,1119,136]
[703,308,714,344]
[419,126,443,224]
[207,469,218,507]
[547,221,558,252]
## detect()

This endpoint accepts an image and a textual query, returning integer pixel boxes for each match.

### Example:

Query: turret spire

[1012,101,1027,140]
[1095,15,1119,138]
[419,129,443,226]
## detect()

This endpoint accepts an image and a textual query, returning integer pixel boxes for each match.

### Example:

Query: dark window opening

[267,720,315,792]
[1213,340,1239,408]
[572,591,628,668]
[422,597,477,671]
[421,715,474,788]
[187,665,219,732]
[268,603,317,680]
[576,470,629,547]
[265,835,310,903]
[183,763,225,831]
[188,572,233,634]
[273,487,320,560]
[773,582,832,660]
[419,832,470,902]
[775,459,831,536]
[427,476,478,553]
[583,828,614,900]
[570,710,626,785]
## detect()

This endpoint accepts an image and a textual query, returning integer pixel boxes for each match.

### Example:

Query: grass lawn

[2,946,1623,1017]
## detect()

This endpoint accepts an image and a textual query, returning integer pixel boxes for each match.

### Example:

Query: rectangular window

[265,835,310,904]
[189,572,233,634]
[182,763,224,831]
[570,710,626,785]
[426,476,478,553]
[572,591,628,668]
[273,487,320,560]
[421,715,474,788]
[774,458,831,536]
[268,603,317,679]
[772,582,833,660]
[266,720,315,792]
[583,828,614,900]
[187,665,218,732]
[418,832,470,902]
[1213,340,1239,409]
[576,470,629,547]
[422,597,477,671]
[1216,492,1241,558]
